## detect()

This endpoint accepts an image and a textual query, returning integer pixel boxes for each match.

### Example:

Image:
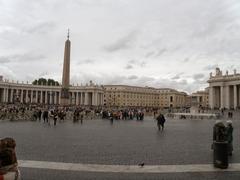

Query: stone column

[69,92,72,104]
[98,93,100,105]
[16,89,19,102]
[80,92,83,105]
[209,87,215,109]
[5,88,9,103]
[84,92,88,105]
[36,91,39,103]
[40,91,43,104]
[45,91,48,104]
[76,92,79,105]
[79,92,82,105]
[220,86,224,109]
[50,91,53,104]
[73,92,76,105]
[54,91,57,105]
[31,90,33,103]
[92,92,95,106]
[95,92,99,106]
[234,85,238,109]
[20,89,23,103]
[26,90,29,103]
[58,91,61,104]
[10,89,13,103]
[225,86,230,109]
[2,88,5,102]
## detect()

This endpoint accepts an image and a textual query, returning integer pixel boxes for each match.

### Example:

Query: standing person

[42,109,49,123]
[226,120,233,156]
[80,110,84,124]
[156,113,166,131]
[109,112,114,125]
[53,111,58,126]
[38,109,42,121]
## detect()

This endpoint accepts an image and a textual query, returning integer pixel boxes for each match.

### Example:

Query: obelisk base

[60,88,70,106]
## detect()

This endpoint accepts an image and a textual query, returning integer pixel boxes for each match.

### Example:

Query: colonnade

[1,88,61,104]
[68,91,104,106]
[209,85,239,109]
[0,87,104,106]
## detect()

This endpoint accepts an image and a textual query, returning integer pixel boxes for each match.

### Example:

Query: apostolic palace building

[0,33,238,109]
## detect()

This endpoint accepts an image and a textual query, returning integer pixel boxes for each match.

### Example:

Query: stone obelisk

[60,30,71,106]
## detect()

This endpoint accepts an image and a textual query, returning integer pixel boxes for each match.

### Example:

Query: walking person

[53,111,58,126]
[226,120,233,156]
[156,113,166,131]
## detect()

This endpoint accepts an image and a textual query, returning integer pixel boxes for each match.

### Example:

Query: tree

[32,78,60,86]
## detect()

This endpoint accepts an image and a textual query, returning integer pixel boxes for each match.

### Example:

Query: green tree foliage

[32,78,60,86]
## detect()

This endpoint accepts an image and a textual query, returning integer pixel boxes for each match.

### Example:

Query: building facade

[0,79,104,106]
[190,88,209,108]
[208,67,240,109]
[103,85,188,108]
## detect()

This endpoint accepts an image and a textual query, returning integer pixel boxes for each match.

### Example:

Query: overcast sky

[1,0,240,93]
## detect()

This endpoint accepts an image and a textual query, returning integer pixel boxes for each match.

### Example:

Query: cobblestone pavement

[0,117,240,179]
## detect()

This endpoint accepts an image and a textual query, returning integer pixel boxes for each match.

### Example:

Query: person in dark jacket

[213,120,226,142]
[156,113,166,131]
[53,111,58,126]
[42,109,49,123]
[226,120,233,156]
[38,109,42,121]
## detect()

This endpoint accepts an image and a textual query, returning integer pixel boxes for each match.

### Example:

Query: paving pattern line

[18,160,240,173]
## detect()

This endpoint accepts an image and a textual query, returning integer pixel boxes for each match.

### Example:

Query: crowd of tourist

[0,103,163,124]
[0,103,237,124]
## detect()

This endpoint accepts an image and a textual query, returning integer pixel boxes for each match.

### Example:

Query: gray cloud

[128,75,138,80]
[125,64,134,70]
[145,51,155,58]
[70,71,207,94]
[203,64,218,71]
[140,61,146,67]
[39,71,50,77]
[171,73,184,80]
[0,53,46,64]
[193,73,205,80]
[23,21,56,34]
[183,58,190,62]
[137,76,155,83]
[77,59,95,65]
[0,57,11,64]
[125,59,146,69]
[103,31,138,52]
[128,60,136,64]
[155,48,167,57]
[171,75,180,80]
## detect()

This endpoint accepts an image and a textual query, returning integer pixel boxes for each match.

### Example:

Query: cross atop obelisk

[60,29,71,105]
[67,28,70,39]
